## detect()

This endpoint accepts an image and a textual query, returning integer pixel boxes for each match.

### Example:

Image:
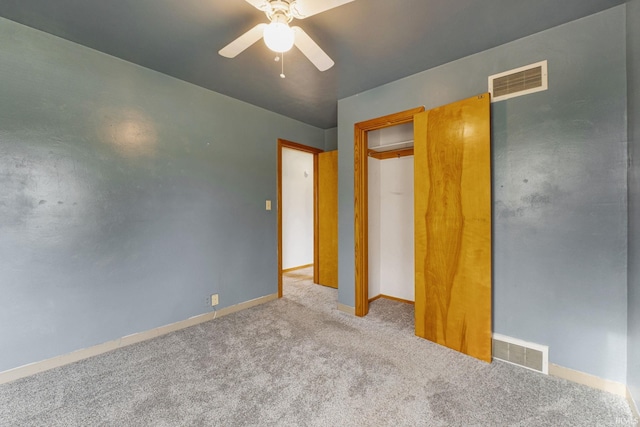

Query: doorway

[277,139,338,298]
[278,139,322,297]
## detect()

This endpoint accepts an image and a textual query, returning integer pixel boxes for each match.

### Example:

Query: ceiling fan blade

[292,26,334,71]
[243,0,270,12]
[291,0,355,19]
[219,23,267,58]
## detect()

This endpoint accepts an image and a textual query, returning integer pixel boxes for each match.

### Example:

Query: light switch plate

[266,200,272,211]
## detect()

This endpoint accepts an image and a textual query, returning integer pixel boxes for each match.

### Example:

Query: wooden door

[413,94,492,362]
[317,150,338,288]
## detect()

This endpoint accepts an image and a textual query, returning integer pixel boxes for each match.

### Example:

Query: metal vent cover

[489,60,548,102]
[492,333,549,374]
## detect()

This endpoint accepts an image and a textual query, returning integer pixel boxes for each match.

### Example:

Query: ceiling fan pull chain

[280,52,286,79]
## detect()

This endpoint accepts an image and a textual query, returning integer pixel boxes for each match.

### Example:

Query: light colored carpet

[0,268,636,426]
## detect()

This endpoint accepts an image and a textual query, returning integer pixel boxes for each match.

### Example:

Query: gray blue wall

[627,0,640,409]
[337,7,628,382]
[324,127,338,151]
[0,17,324,372]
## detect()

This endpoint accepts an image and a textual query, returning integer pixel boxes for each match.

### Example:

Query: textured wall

[0,17,324,372]
[337,7,628,382]
[627,0,640,410]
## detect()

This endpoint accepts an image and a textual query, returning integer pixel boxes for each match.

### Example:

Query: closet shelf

[368,139,414,152]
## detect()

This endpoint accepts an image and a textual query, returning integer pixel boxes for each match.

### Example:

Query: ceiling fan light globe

[263,22,294,53]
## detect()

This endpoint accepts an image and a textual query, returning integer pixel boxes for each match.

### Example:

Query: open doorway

[277,139,322,297]
[282,146,314,266]
[277,139,339,299]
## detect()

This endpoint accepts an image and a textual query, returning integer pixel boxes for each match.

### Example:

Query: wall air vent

[489,60,548,102]
[492,333,549,374]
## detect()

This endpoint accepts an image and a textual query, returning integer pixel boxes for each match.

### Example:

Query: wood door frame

[353,107,425,317]
[277,139,324,298]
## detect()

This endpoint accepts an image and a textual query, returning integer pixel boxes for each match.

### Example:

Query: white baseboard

[337,303,355,315]
[628,387,640,422]
[549,363,627,397]
[0,293,278,385]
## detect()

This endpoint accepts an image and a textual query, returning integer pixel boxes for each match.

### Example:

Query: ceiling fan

[219,0,354,74]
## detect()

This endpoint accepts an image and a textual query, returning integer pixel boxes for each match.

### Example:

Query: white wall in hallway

[282,147,314,269]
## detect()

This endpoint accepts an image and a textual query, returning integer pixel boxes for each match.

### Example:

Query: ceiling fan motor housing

[264,1,295,22]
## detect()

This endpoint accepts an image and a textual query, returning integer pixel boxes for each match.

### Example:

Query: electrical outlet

[210,294,219,306]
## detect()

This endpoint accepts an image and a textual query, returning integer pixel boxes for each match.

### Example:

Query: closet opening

[353,107,425,317]
[354,95,492,362]
[367,122,415,307]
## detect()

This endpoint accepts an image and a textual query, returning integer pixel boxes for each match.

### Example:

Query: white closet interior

[367,122,415,302]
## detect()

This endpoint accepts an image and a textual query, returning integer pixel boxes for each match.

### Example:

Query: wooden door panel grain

[414,94,492,362]
[318,150,338,288]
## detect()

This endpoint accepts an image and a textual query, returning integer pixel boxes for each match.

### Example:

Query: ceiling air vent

[489,60,548,102]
